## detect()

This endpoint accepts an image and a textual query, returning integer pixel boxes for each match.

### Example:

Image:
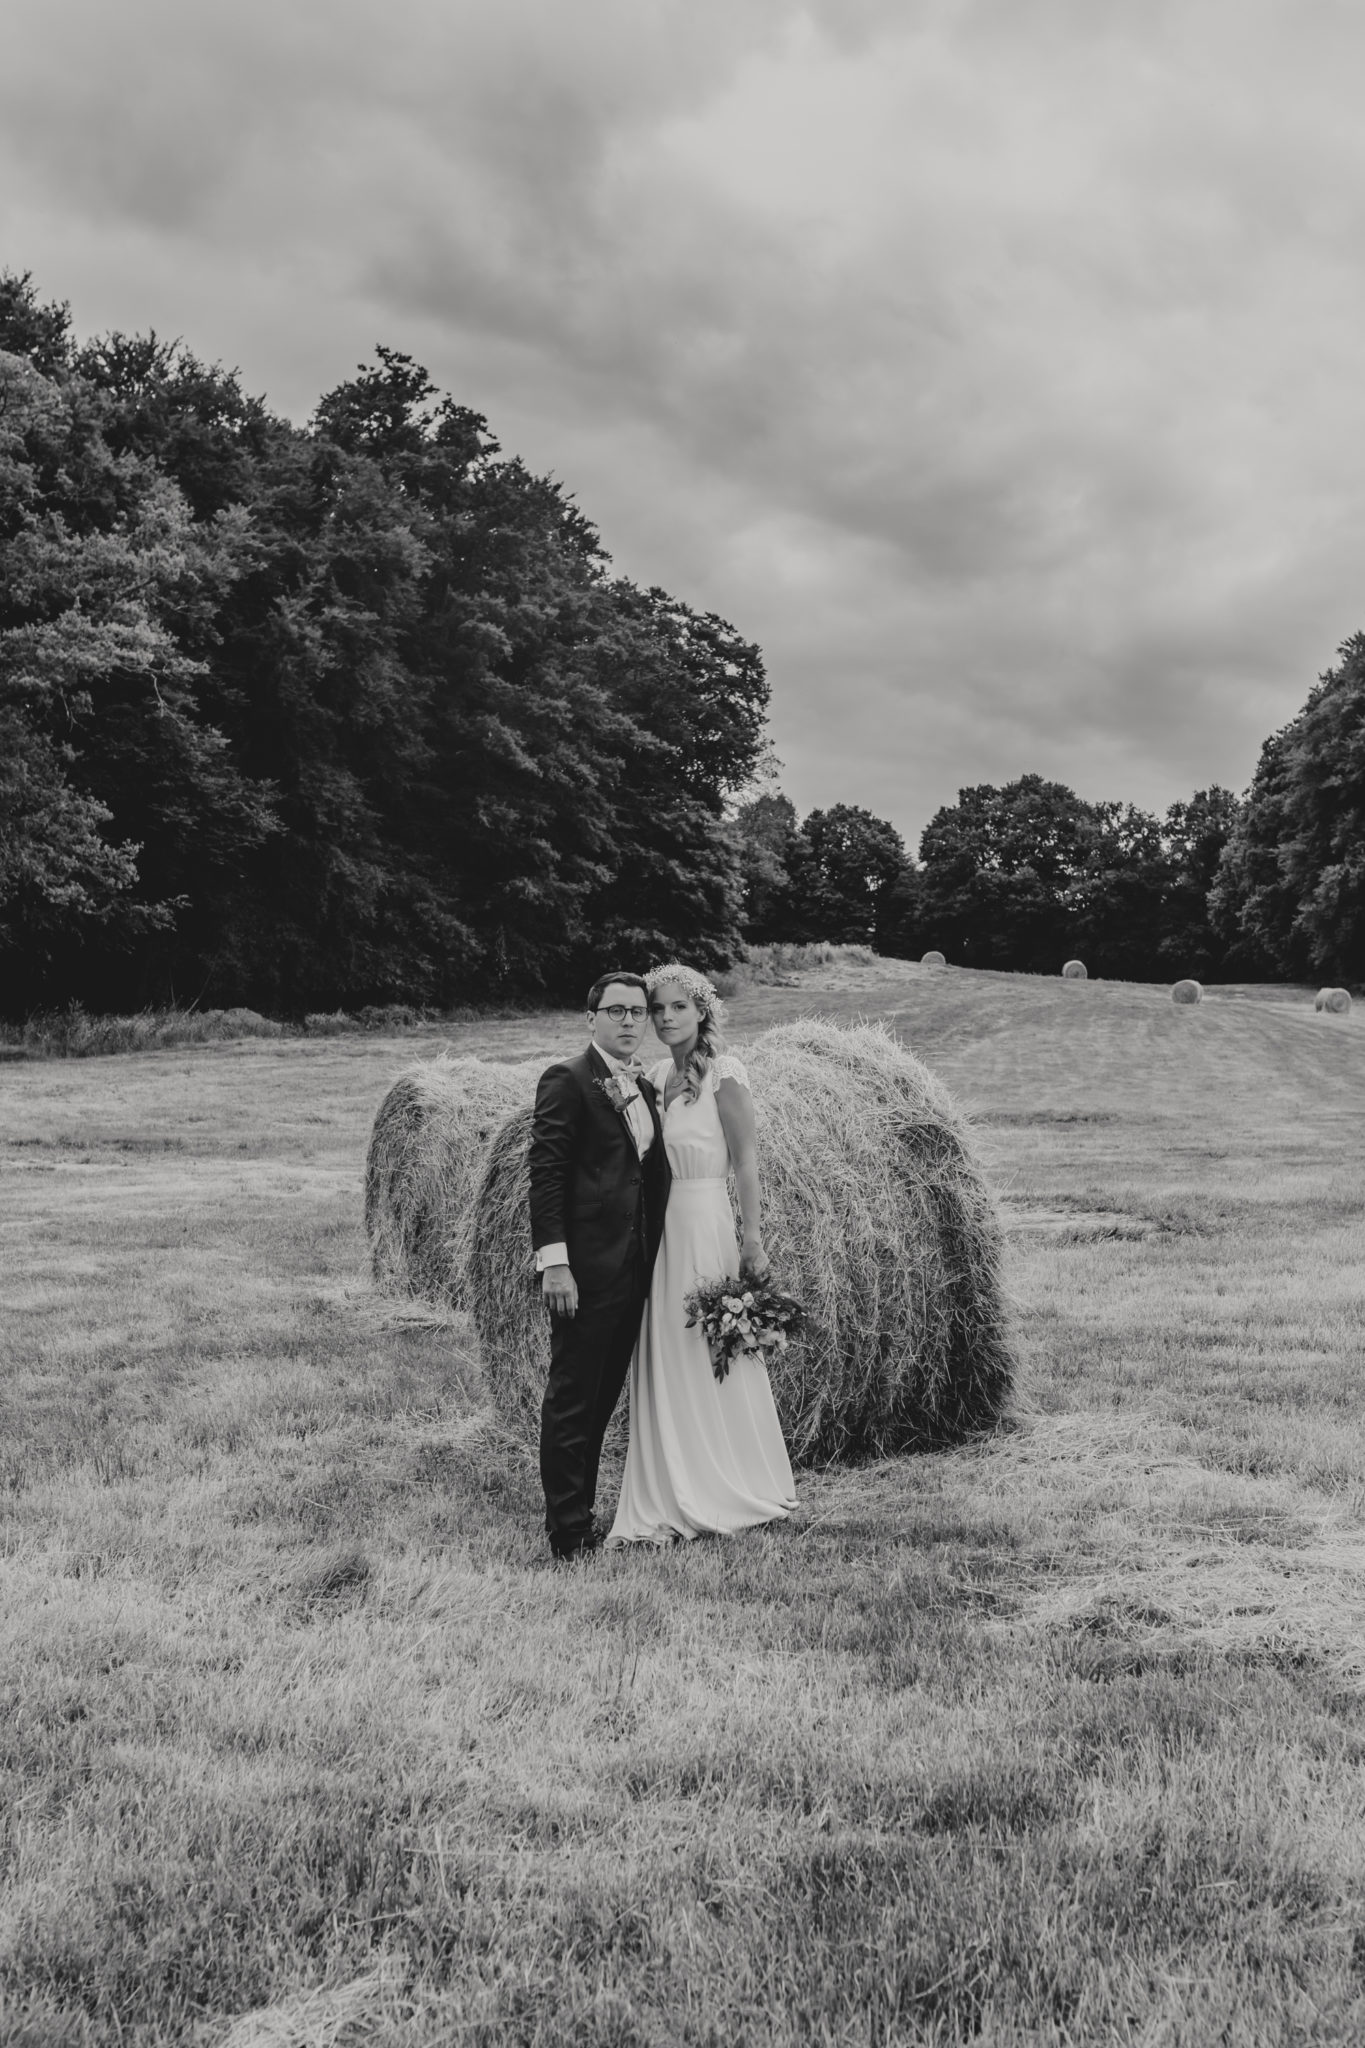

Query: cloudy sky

[4,0,1364,846]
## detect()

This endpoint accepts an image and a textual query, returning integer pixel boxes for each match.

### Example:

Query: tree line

[732,634,1364,988]
[2,270,1361,1014]
[731,780,1240,980]
[1,273,768,1015]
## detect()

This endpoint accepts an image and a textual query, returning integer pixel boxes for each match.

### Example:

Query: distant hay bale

[1315,987,1352,1015]
[364,1057,536,1306]
[921,950,947,967]
[1171,979,1203,1005]
[465,1019,1015,1464]
[1062,961,1088,980]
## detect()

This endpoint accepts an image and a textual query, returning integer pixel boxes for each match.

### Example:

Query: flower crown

[644,961,722,1013]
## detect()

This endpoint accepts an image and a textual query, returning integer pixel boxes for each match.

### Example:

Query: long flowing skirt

[607,1177,797,1545]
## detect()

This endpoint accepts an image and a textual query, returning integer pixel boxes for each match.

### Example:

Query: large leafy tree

[1213,636,1365,983]
[576,585,765,977]
[0,355,142,958]
[784,804,911,947]
[0,345,274,1004]
[77,329,278,522]
[915,775,1100,971]
[1067,801,1173,979]
[297,353,766,1000]
[0,269,71,374]
[729,790,803,943]
[1159,786,1241,978]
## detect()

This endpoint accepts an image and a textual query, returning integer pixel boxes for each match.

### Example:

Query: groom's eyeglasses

[596,1003,648,1021]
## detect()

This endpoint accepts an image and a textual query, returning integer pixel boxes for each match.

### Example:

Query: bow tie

[621,1060,646,1081]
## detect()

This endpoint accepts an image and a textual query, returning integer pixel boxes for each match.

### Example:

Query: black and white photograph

[2,1,1363,2041]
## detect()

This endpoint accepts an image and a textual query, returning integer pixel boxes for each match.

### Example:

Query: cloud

[4,0,1364,844]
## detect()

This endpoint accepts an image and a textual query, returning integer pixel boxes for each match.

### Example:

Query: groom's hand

[542,1263,578,1319]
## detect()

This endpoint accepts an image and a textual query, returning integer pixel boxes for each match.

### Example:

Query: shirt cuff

[535,1243,569,1272]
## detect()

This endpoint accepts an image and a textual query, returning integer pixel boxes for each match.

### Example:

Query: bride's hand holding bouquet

[683,1269,806,1384]
[740,1235,771,1285]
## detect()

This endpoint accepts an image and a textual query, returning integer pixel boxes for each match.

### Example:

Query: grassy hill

[727,961,1361,1112]
[1,966,1362,2044]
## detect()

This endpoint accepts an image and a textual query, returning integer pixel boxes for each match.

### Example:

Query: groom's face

[590,981,648,1062]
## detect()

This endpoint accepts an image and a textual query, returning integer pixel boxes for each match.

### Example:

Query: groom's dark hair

[586,970,648,1012]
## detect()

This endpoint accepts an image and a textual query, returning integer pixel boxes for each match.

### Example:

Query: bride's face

[650,983,703,1054]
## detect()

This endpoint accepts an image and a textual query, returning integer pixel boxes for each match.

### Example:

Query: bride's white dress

[607,1053,797,1546]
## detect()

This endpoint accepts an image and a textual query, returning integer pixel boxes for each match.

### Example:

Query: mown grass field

[2,964,1363,2046]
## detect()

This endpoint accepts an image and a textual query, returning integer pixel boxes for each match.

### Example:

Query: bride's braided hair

[645,962,726,1102]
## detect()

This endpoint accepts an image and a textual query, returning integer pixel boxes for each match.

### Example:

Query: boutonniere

[595,1072,640,1114]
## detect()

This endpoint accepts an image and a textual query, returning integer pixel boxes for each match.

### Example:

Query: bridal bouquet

[683,1274,806,1384]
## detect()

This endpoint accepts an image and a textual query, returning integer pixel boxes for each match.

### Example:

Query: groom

[528,971,671,1560]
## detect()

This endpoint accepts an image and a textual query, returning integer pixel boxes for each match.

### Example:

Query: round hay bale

[1062,960,1087,980]
[465,1019,1015,1464]
[364,1057,536,1306]
[1318,987,1352,1015]
[921,950,947,967]
[1171,979,1202,1005]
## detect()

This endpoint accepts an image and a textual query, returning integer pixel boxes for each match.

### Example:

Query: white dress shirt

[534,1045,655,1272]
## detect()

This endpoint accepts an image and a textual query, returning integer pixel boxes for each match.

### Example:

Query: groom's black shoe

[550,1519,605,1563]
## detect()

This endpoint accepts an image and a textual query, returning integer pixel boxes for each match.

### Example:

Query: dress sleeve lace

[710,1052,750,1090]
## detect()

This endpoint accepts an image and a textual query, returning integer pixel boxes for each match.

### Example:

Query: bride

[607,963,797,1546]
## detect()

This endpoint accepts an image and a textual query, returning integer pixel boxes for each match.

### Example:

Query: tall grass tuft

[364,1056,537,1306]
[716,941,881,993]
[302,1006,436,1034]
[0,1004,284,1060]
[464,1018,1015,1462]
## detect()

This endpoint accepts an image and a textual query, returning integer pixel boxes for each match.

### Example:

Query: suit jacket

[529,1046,671,1295]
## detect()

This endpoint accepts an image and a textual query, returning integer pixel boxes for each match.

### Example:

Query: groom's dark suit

[529,1046,671,1556]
